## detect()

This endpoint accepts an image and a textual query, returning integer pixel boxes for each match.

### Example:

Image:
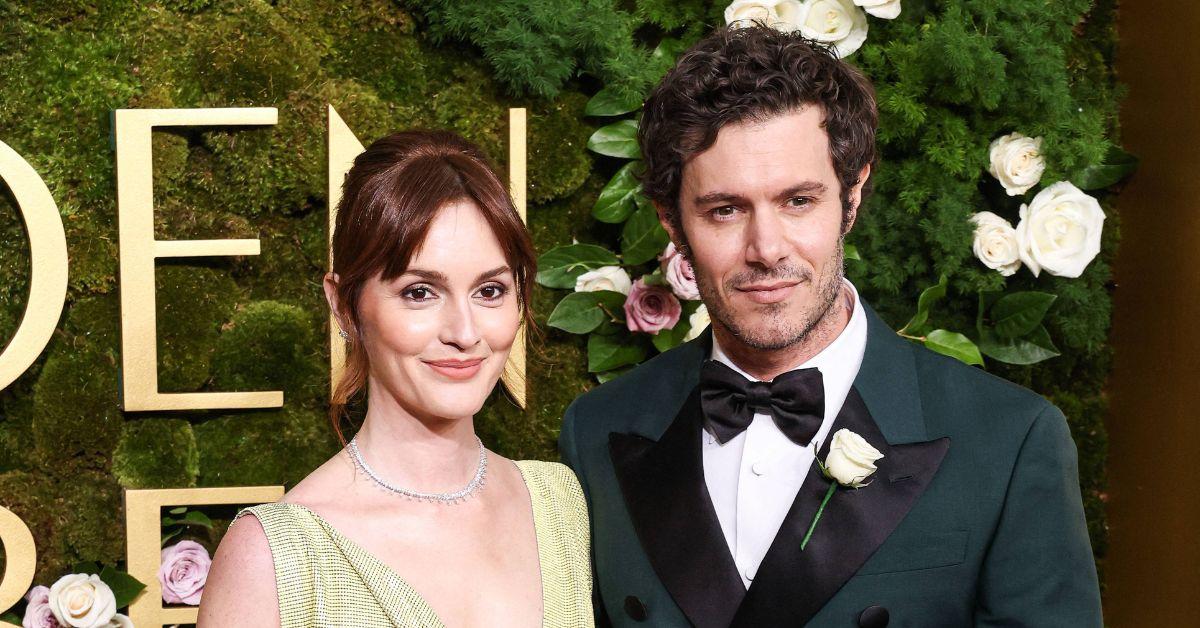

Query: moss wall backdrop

[0,0,1119,600]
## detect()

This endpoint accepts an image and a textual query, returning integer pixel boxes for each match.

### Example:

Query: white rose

[48,574,117,628]
[724,0,784,27]
[823,428,883,487]
[795,0,869,58]
[988,133,1045,196]
[1015,181,1105,278]
[969,211,1021,276]
[683,304,710,342]
[574,265,632,295]
[854,0,901,19]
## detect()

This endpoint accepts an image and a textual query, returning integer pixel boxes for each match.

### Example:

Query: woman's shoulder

[513,459,581,490]
[513,460,586,514]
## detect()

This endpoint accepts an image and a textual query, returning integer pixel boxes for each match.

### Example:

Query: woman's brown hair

[328,130,536,444]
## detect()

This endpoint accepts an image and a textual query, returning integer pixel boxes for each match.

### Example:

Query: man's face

[665,107,867,351]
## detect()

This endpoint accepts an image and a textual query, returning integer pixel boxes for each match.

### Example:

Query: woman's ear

[323,272,350,334]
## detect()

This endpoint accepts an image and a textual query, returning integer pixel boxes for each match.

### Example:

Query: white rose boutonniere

[683,304,710,342]
[48,573,117,628]
[969,211,1022,277]
[854,0,901,20]
[795,0,869,58]
[574,265,632,295]
[1015,181,1106,278]
[801,428,884,550]
[988,132,1046,196]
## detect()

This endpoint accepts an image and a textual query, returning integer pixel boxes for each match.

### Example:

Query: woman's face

[352,199,520,422]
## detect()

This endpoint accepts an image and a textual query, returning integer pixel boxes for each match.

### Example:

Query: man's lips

[423,358,485,380]
[735,280,800,304]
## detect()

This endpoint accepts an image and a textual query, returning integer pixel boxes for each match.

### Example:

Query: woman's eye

[477,284,508,301]
[402,286,436,302]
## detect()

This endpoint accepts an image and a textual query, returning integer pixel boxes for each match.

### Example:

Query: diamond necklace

[347,435,488,504]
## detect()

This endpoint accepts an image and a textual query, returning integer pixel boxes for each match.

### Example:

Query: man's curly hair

[639,25,878,236]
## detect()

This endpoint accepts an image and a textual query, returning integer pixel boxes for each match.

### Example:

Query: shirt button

[750,461,767,476]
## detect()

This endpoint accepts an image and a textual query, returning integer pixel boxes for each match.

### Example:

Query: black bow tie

[698,360,825,447]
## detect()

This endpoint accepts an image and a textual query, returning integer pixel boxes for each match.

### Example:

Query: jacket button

[858,605,889,627]
[624,595,647,622]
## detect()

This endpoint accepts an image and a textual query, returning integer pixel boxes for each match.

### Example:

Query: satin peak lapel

[732,388,950,627]
[609,388,746,628]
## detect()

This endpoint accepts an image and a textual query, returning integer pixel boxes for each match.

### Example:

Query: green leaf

[621,203,670,265]
[1071,144,1139,190]
[596,366,635,384]
[547,290,627,334]
[924,330,984,366]
[651,318,691,353]
[162,510,214,530]
[991,292,1057,339]
[587,331,647,372]
[592,162,641,223]
[585,85,642,117]
[99,565,147,610]
[536,244,621,289]
[976,289,1003,337]
[162,528,184,546]
[587,119,641,158]
[168,506,187,515]
[900,274,947,335]
[2,611,22,624]
[845,244,862,262]
[73,561,100,575]
[979,325,1061,365]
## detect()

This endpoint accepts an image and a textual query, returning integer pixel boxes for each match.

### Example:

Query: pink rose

[23,585,58,628]
[659,242,700,301]
[624,278,682,334]
[159,540,211,605]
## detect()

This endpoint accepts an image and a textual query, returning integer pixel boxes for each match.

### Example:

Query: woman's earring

[338,329,350,341]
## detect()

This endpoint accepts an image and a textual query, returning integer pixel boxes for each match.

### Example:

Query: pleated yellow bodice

[235,460,594,628]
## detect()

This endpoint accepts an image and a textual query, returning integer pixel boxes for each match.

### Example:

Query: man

[559,25,1102,627]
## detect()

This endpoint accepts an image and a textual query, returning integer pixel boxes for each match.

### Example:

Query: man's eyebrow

[776,182,828,201]
[692,181,829,206]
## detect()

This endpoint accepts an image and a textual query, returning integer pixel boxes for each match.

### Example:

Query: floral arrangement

[9,509,214,628]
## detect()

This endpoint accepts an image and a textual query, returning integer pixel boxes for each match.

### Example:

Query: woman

[199,131,593,627]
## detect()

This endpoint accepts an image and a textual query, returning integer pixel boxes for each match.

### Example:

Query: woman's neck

[351,385,482,493]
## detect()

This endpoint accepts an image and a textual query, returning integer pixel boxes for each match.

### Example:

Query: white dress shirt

[702,280,869,589]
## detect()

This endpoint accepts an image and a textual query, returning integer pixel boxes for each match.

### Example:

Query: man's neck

[712,288,854,381]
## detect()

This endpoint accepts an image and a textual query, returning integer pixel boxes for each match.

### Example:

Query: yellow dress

[235,460,594,628]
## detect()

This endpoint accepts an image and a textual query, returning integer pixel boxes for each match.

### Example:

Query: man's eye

[786,196,813,208]
[712,206,738,218]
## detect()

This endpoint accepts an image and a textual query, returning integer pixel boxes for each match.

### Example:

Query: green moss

[59,471,124,567]
[156,264,241,392]
[112,418,199,489]
[195,406,338,488]
[0,471,70,583]
[528,92,593,204]
[31,340,122,474]
[210,300,323,402]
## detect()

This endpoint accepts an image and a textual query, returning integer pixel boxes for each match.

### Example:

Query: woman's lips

[737,281,800,304]
[424,358,485,380]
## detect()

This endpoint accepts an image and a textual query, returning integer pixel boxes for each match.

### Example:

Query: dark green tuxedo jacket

[559,305,1101,627]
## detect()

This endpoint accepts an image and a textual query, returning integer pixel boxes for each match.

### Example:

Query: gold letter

[124,486,283,627]
[325,107,529,407]
[0,506,36,627]
[0,141,68,393]
[114,108,282,411]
